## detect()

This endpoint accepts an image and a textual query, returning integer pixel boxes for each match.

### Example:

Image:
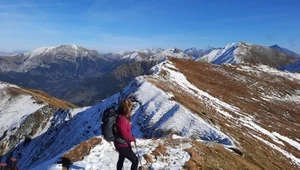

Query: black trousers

[116,146,138,170]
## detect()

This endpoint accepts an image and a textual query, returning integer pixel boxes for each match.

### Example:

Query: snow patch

[0,93,46,136]
[24,46,57,59]
[129,77,233,145]
[159,61,241,119]
[33,138,192,170]
[0,82,19,89]
[241,118,285,145]
[252,135,300,167]
[71,44,78,50]
[200,42,240,64]
[237,64,300,81]
[273,132,300,151]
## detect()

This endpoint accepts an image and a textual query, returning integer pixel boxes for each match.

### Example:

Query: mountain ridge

[0,42,300,108]
[270,44,300,58]
[1,58,300,169]
[198,42,299,67]
[12,45,106,73]
[0,81,76,156]
[1,43,299,73]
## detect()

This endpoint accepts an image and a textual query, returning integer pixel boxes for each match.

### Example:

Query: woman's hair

[117,99,133,119]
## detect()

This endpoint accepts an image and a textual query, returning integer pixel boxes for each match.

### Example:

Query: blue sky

[0,0,300,53]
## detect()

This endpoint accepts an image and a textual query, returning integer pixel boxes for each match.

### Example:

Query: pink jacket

[114,115,135,147]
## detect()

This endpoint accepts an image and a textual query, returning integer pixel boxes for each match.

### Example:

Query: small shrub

[152,144,168,156]
[143,154,153,163]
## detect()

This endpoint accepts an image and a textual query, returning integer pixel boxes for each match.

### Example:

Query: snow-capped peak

[198,42,240,64]
[22,44,95,60]
[24,46,57,59]
[71,44,78,50]
[198,42,283,64]
[225,42,241,49]
[13,44,102,72]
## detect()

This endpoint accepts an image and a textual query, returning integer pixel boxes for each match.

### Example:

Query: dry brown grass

[184,160,198,170]
[25,88,77,109]
[143,154,153,163]
[29,110,50,136]
[144,58,300,170]
[152,143,168,157]
[62,137,102,168]
[184,141,260,170]
[6,88,23,96]
[170,58,300,158]
[7,86,77,109]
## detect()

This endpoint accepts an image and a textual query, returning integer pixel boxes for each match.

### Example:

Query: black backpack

[101,107,117,142]
[101,107,128,144]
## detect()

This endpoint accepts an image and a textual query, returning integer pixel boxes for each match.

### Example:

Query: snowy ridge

[0,81,19,89]
[126,77,233,144]
[24,46,58,59]
[33,135,192,170]
[1,54,300,169]
[0,81,78,160]
[197,49,220,63]
[1,79,203,169]
[22,44,90,60]
[0,94,45,136]
[148,59,300,167]
[0,82,45,140]
[198,42,299,70]
[0,60,235,169]
[2,42,299,73]
[150,61,241,119]
[120,52,149,61]
[199,43,242,64]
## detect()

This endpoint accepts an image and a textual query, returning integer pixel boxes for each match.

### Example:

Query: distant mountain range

[0,43,299,107]
[0,45,115,106]
[0,44,107,72]
[197,42,299,67]
[0,50,27,56]
[1,57,300,169]
[1,43,299,70]
[184,46,222,60]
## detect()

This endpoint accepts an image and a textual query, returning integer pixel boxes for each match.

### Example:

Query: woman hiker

[114,99,138,170]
